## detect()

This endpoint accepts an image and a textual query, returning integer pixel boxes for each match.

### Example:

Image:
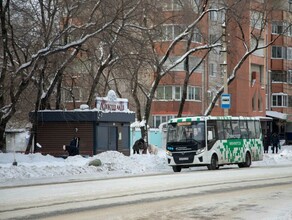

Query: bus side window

[216,121,225,140]
[223,121,232,139]
[239,120,249,139]
[207,126,216,140]
[254,121,261,139]
[241,129,249,138]
[247,121,256,139]
[231,120,240,138]
[207,121,217,150]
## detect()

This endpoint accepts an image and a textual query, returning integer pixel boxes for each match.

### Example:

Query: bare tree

[0,0,137,151]
[130,1,223,139]
[204,0,291,115]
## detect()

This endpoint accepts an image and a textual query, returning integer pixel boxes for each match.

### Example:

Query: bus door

[247,120,257,159]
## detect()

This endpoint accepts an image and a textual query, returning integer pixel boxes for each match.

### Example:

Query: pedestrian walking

[263,134,270,153]
[63,136,80,156]
[270,132,280,154]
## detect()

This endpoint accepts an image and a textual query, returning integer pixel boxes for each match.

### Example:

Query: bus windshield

[167,121,206,149]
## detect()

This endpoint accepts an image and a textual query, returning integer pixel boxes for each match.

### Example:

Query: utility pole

[221,21,229,116]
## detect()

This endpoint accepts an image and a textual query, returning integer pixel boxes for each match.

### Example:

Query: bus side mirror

[208,131,213,140]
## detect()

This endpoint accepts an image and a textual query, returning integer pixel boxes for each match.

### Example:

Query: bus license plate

[179,157,188,161]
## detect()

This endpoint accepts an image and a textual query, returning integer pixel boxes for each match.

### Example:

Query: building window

[192,28,202,43]
[271,94,288,107]
[157,86,173,100]
[251,38,264,57]
[160,25,203,43]
[250,11,263,29]
[187,86,201,101]
[266,94,268,110]
[175,86,182,100]
[288,95,292,107]
[271,46,286,59]
[272,21,285,34]
[288,25,292,36]
[163,56,204,73]
[210,10,218,22]
[209,63,217,77]
[258,92,262,111]
[271,71,287,82]
[157,85,201,101]
[152,115,175,128]
[162,0,175,11]
[162,0,201,12]
[288,70,292,84]
[161,24,184,41]
[287,47,292,60]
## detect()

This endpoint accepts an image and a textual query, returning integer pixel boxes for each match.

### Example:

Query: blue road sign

[221,94,231,109]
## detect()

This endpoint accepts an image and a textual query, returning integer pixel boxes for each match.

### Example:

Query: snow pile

[0,149,170,180]
[256,147,292,166]
[91,151,169,174]
[0,146,292,180]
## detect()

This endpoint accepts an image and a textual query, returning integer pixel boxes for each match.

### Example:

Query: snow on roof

[266,111,287,120]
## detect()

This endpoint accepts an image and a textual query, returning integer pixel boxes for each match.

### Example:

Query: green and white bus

[166,116,263,172]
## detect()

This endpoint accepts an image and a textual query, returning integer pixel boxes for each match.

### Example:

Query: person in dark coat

[270,132,280,154]
[63,136,80,156]
[132,138,147,154]
[263,134,270,153]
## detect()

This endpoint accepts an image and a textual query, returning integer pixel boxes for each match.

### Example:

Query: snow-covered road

[1,164,292,220]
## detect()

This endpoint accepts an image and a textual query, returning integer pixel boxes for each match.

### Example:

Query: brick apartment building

[149,0,292,142]
[60,0,292,142]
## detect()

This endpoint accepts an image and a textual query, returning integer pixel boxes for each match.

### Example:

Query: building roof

[266,111,287,120]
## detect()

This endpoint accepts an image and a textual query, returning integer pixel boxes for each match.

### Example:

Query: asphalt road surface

[1,165,292,220]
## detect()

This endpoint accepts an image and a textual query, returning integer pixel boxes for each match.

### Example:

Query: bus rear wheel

[238,152,251,168]
[172,166,182,172]
[207,155,219,170]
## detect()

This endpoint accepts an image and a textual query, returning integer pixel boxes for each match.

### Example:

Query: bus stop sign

[221,94,231,109]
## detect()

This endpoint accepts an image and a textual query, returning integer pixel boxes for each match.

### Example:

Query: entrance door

[108,126,118,151]
[96,125,118,153]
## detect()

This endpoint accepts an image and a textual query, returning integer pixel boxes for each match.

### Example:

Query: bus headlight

[166,150,172,156]
[197,148,205,154]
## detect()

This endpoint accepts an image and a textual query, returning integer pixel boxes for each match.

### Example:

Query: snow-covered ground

[0,145,292,181]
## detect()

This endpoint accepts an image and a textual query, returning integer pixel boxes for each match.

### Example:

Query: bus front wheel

[172,166,182,172]
[207,155,219,170]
